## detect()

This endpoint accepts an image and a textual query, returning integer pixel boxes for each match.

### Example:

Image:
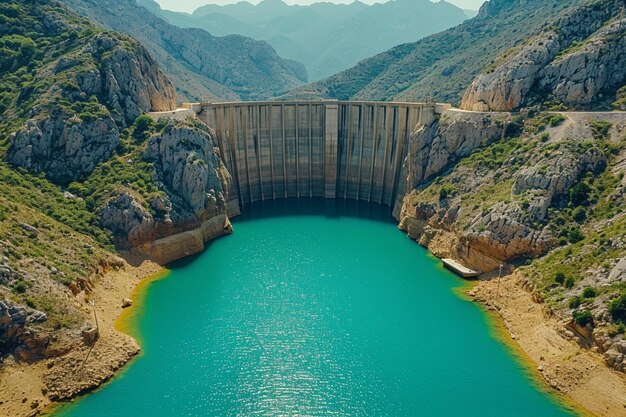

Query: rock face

[0,299,49,361]
[9,116,120,184]
[8,33,176,183]
[461,0,626,111]
[78,34,177,125]
[99,120,231,252]
[397,112,609,272]
[393,110,512,217]
[404,111,511,188]
[609,257,626,283]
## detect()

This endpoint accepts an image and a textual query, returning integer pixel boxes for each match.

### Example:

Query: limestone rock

[8,116,119,183]
[99,193,155,248]
[0,299,50,360]
[513,146,607,208]
[121,299,133,308]
[100,120,231,250]
[609,258,626,282]
[145,121,230,221]
[79,34,177,126]
[7,33,176,183]
[405,111,510,189]
[461,1,626,111]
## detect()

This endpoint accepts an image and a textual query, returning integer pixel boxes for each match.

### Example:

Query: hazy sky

[154,0,487,14]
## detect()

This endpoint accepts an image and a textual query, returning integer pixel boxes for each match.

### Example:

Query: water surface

[56,199,576,416]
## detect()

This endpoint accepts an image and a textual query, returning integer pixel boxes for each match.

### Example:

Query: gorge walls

[193,101,450,213]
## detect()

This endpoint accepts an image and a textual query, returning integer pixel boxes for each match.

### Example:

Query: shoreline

[41,266,170,417]
[470,273,626,417]
[2,218,626,416]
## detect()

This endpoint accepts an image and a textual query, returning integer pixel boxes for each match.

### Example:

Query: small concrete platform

[442,258,480,279]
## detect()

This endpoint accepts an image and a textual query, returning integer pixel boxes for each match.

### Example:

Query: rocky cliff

[99,119,232,261]
[7,26,176,182]
[461,0,626,111]
[0,1,229,370]
[397,110,626,373]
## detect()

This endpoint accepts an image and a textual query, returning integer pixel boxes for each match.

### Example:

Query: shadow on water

[234,197,396,224]
[167,198,396,272]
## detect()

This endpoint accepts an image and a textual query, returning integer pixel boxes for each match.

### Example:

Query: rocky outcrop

[8,33,176,183]
[404,111,511,188]
[539,18,626,109]
[609,257,626,282]
[461,0,626,111]
[0,299,50,361]
[77,34,177,126]
[99,120,231,253]
[397,113,611,272]
[9,116,120,184]
[393,110,512,217]
[514,145,606,192]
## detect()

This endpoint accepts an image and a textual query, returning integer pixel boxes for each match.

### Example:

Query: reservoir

[55,199,576,416]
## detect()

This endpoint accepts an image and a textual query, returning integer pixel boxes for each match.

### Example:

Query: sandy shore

[470,272,626,417]
[3,247,626,416]
[0,257,164,417]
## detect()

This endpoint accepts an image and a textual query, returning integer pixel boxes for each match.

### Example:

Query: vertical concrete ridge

[195,100,446,208]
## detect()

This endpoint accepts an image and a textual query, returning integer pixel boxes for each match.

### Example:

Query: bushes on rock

[582,287,597,298]
[567,227,585,244]
[132,115,155,143]
[572,206,587,223]
[609,293,626,324]
[572,309,593,327]
[555,271,565,284]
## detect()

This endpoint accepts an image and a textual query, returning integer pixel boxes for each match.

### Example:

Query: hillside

[57,0,307,101]
[0,2,234,413]
[285,0,587,104]
[144,0,468,81]
[461,0,626,111]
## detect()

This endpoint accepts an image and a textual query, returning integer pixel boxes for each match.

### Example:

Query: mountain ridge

[58,0,308,101]
[147,0,469,81]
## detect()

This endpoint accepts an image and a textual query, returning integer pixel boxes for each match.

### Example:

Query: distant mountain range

[285,0,590,104]
[57,0,307,101]
[142,0,472,81]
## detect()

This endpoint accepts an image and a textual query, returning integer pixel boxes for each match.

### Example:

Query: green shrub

[609,293,626,323]
[545,114,566,127]
[568,227,584,244]
[573,310,593,327]
[564,277,575,289]
[572,206,587,223]
[590,121,612,139]
[582,287,597,298]
[555,271,565,284]
[608,323,626,337]
[570,181,591,206]
[438,185,456,201]
[569,296,581,309]
[132,115,155,143]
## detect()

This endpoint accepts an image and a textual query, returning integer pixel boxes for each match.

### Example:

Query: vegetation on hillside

[286,0,584,103]
[404,112,626,339]
[58,0,308,101]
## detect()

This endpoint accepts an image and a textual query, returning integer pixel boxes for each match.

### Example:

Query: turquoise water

[56,199,577,417]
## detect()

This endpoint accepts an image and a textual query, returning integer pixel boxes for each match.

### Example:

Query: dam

[182,100,451,211]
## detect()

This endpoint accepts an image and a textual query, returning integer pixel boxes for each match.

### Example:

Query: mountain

[461,0,626,111]
[285,0,589,104]
[145,0,469,81]
[0,2,233,412]
[57,0,308,101]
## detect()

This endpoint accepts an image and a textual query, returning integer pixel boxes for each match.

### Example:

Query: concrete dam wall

[187,101,450,210]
